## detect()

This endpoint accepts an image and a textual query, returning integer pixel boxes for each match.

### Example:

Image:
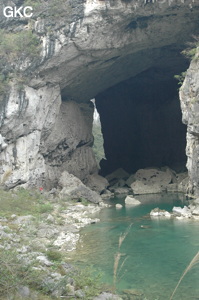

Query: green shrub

[174,72,187,87]
[37,203,53,214]
[181,35,199,60]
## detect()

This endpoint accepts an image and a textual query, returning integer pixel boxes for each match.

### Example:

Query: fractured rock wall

[180,49,199,196]
[0,85,97,188]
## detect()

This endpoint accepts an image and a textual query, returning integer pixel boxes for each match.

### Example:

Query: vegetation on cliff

[0,29,41,97]
[92,123,105,165]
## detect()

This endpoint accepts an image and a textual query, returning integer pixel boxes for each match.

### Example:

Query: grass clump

[0,188,50,217]
[46,250,62,262]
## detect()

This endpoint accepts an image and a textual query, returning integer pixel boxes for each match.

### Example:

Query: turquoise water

[70,194,199,300]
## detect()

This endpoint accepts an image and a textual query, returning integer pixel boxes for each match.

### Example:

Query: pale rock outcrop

[59,171,101,203]
[125,195,141,206]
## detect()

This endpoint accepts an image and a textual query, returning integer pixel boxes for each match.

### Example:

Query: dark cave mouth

[95,66,188,176]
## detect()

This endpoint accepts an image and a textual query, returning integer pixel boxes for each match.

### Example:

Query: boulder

[178,177,189,193]
[116,204,123,209]
[59,171,101,203]
[131,168,172,195]
[17,286,30,299]
[60,185,101,204]
[192,206,199,216]
[161,166,177,183]
[172,206,192,218]
[105,168,129,183]
[126,174,135,187]
[111,179,126,189]
[150,208,171,218]
[176,172,188,184]
[100,189,113,199]
[166,183,178,192]
[93,292,122,300]
[131,180,162,195]
[113,187,130,195]
[125,195,141,206]
[59,171,83,189]
[84,173,109,193]
[134,168,172,186]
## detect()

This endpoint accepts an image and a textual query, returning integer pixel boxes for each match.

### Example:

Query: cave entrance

[95,66,187,176]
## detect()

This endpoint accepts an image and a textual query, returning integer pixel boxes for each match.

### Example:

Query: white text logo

[3,6,33,18]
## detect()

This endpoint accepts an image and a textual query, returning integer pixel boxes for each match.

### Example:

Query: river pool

[69,194,199,300]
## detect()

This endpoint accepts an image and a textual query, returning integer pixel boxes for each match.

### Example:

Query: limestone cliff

[0,0,199,192]
[180,48,199,197]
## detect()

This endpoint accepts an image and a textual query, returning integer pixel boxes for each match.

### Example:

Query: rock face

[180,49,199,196]
[0,87,97,188]
[0,1,199,192]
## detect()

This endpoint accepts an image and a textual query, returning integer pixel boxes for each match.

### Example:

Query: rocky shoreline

[0,188,122,300]
[150,197,199,220]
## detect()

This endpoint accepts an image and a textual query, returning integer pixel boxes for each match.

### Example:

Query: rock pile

[104,167,188,196]
[150,198,199,220]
